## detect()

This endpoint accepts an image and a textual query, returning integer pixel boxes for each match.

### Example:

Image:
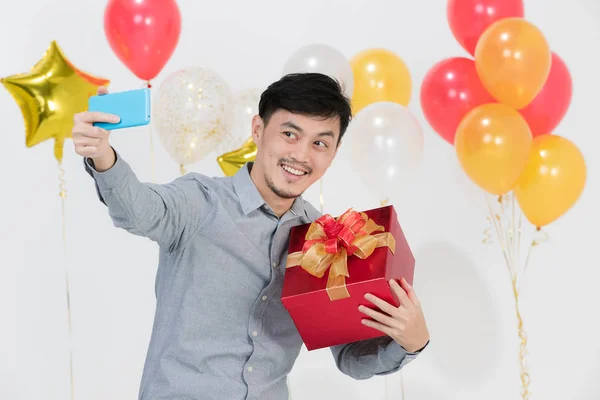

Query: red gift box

[281,205,415,350]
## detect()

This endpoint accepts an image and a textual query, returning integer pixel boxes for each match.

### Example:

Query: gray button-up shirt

[84,152,419,400]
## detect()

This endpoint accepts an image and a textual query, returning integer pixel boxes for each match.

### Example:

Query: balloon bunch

[422,0,585,230]
[421,1,587,398]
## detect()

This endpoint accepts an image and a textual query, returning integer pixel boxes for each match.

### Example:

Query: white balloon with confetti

[153,67,233,169]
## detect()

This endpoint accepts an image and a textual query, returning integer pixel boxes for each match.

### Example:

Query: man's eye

[315,141,328,148]
[283,131,296,139]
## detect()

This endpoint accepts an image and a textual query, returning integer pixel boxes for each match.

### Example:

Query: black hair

[258,73,353,144]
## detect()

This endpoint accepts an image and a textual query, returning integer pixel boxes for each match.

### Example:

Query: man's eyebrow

[317,131,335,139]
[281,121,303,132]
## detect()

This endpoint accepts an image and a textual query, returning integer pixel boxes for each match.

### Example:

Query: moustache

[279,158,312,174]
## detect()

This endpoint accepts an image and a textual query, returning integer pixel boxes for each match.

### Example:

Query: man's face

[252,109,341,199]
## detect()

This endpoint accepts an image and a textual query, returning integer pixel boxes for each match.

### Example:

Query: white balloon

[153,67,233,166]
[282,43,354,98]
[348,102,423,202]
[214,88,261,155]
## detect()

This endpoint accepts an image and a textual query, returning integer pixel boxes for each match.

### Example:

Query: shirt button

[261,295,267,301]
[247,365,253,372]
[252,331,258,337]
[272,261,277,268]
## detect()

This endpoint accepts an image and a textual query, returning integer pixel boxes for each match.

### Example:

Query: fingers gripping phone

[88,88,151,130]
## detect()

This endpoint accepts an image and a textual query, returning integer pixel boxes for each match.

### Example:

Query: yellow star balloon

[217,136,257,176]
[1,41,110,163]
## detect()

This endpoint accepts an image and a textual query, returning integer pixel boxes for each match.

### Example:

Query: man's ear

[251,115,263,145]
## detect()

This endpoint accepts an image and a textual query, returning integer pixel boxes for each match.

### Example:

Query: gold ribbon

[286,208,396,301]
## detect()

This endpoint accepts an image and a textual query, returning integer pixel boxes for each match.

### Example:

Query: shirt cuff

[83,148,130,190]
[384,340,429,363]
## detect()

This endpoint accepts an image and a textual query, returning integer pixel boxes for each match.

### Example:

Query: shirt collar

[232,162,307,219]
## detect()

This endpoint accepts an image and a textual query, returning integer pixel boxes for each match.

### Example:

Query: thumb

[97,86,109,96]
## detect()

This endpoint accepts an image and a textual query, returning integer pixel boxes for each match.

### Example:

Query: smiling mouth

[280,163,309,177]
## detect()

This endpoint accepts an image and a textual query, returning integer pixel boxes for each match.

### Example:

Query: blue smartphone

[88,88,151,130]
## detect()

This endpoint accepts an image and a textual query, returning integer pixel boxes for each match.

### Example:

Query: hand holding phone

[87,88,151,130]
[71,87,122,171]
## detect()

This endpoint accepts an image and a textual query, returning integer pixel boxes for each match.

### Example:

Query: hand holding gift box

[282,205,429,352]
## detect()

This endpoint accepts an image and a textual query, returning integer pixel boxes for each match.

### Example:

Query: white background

[1,0,599,399]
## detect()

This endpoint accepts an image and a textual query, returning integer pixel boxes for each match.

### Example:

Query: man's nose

[289,143,311,163]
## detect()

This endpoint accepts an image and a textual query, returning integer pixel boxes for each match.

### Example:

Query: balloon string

[485,195,512,270]
[486,193,531,400]
[482,216,493,244]
[384,370,405,400]
[499,194,515,274]
[510,194,516,265]
[483,191,551,399]
[516,200,523,272]
[524,228,548,274]
[180,164,187,176]
[58,162,74,400]
[380,199,388,206]
[511,271,531,400]
[507,193,531,400]
[144,81,157,183]
[400,370,405,399]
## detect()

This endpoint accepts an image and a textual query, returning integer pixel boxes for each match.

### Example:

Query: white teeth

[282,165,305,176]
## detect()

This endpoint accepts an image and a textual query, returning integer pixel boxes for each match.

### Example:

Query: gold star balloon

[217,136,257,176]
[1,41,110,163]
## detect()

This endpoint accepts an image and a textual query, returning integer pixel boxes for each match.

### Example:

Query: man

[73,73,429,400]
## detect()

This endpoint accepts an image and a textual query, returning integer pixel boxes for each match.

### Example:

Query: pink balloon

[421,57,495,145]
[519,52,573,137]
[104,0,181,81]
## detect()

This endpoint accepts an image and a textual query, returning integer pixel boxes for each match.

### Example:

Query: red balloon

[447,0,524,56]
[519,52,572,137]
[104,0,181,81]
[420,57,495,145]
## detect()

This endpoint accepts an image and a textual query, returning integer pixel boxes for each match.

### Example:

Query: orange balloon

[455,103,532,195]
[514,135,587,228]
[350,48,412,114]
[475,18,551,109]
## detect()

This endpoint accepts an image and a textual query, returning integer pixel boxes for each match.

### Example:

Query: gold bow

[286,208,396,301]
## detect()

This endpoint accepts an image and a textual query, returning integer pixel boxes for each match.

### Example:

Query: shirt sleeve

[83,149,211,252]
[329,336,428,380]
